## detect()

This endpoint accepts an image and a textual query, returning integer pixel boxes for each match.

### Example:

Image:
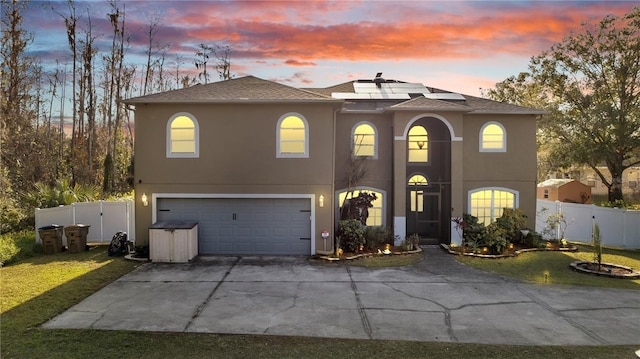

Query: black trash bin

[38,225,64,254]
[64,224,90,253]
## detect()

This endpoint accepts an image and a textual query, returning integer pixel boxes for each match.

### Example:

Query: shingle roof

[124,75,545,115]
[303,81,355,97]
[124,76,341,104]
[388,96,470,112]
[461,95,547,115]
[390,94,545,114]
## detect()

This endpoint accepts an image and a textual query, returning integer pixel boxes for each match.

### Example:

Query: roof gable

[303,81,355,97]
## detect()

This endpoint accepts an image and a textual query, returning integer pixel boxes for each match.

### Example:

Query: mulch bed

[315,245,422,261]
[443,241,578,259]
[569,261,640,279]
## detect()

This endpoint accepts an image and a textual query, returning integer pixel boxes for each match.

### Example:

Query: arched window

[408,174,428,212]
[480,122,506,152]
[167,113,199,158]
[468,188,518,224]
[337,188,384,226]
[408,174,428,185]
[352,122,377,158]
[277,113,308,158]
[408,125,428,162]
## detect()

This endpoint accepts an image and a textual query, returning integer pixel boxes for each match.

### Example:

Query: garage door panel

[157,198,311,255]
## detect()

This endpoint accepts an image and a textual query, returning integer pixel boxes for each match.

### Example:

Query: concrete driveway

[43,247,640,345]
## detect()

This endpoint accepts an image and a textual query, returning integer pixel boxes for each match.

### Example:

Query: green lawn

[1,246,638,358]
[455,244,640,290]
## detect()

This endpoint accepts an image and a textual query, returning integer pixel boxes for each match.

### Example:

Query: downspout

[330,106,338,253]
[388,107,395,236]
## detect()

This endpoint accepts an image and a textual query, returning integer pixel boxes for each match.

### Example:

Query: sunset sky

[22,0,638,109]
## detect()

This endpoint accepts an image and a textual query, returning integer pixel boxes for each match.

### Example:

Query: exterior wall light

[319,194,324,208]
[142,193,149,207]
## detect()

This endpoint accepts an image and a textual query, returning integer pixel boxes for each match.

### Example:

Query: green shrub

[495,208,528,244]
[598,199,637,209]
[461,214,487,250]
[486,223,508,254]
[338,219,365,252]
[363,226,392,250]
[529,231,545,248]
[0,197,25,234]
[0,168,26,233]
[0,231,39,266]
[0,235,19,266]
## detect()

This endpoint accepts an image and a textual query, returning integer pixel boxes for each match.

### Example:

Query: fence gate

[35,200,134,245]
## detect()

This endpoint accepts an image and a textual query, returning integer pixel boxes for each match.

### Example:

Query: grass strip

[455,244,640,289]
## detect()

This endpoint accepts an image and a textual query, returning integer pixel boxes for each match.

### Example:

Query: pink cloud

[284,60,317,66]
[150,2,637,63]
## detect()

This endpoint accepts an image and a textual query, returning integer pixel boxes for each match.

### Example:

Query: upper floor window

[408,125,428,162]
[468,188,518,224]
[480,122,506,152]
[167,113,199,158]
[352,122,377,158]
[277,113,308,158]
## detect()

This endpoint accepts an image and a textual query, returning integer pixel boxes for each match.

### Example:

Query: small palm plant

[592,223,602,270]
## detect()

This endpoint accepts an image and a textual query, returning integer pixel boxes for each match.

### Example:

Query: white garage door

[156,198,311,255]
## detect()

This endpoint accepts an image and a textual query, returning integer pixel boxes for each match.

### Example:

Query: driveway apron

[42,247,640,345]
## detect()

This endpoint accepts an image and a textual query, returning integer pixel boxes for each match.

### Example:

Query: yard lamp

[141,193,149,207]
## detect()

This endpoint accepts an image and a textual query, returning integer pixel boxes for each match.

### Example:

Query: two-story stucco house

[124,74,544,256]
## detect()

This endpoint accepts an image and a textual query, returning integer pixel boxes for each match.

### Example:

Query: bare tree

[79,11,98,182]
[213,44,233,80]
[195,43,213,84]
[58,0,79,183]
[142,11,169,95]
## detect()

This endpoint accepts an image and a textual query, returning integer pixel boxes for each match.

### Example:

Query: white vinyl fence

[35,200,135,245]
[536,199,640,249]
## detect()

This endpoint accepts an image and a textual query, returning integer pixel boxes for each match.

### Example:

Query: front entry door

[407,189,441,239]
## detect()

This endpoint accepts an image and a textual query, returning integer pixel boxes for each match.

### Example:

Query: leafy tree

[486,8,640,201]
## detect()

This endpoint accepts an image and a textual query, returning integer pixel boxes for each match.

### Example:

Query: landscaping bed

[443,241,578,259]
[315,245,422,261]
[570,261,640,279]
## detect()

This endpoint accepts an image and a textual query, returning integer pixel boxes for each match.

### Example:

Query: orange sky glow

[25,0,638,103]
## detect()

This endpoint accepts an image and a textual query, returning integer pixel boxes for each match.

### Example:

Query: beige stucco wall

[133,102,338,253]
[462,114,538,226]
[132,99,539,250]
[333,112,394,227]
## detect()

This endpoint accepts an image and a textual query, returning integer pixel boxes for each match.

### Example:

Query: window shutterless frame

[166,112,199,158]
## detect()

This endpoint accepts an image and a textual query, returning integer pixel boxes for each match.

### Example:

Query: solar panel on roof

[424,93,466,101]
[335,79,465,101]
[332,93,411,100]
[354,82,430,94]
